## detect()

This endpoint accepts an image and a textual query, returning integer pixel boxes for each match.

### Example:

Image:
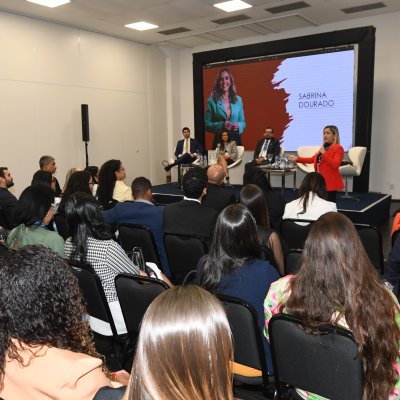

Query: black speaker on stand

[81,104,90,167]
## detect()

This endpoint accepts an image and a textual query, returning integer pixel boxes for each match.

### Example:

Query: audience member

[64,192,143,336]
[202,164,236,214]
[196,203,280,372]
[124,285,234,400]
[243,166,285,230]
[283,172,337,223]
[164,167,217,241]
[264,212,400,400]
[97,159,132,210]
[32,170,56,193]
[62,167,81,193]
[7,185,64,256]
[85,165,99,196]
[164,127,204,172]
[39,155,62,195]
[103,177,171,277]
[0,166,17,229]
[0,245,125,399]
[246,127,280,167]
[240,184,284,275]
[386,232,400,288]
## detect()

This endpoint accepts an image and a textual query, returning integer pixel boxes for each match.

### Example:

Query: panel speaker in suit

[81,104,90,142]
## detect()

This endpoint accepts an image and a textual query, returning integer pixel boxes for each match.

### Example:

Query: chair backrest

[348,147,367,175]
[354,223,384,274]
[284,249,302,275]
[297,146,320,174]
[269,314,363,400]
[118,224,161,267]
[280,219,315,250]
[236,145,245,159]
[164,233,207,284]
[115,273,169,336]
[217,295,270,396]
[68,260,118,337]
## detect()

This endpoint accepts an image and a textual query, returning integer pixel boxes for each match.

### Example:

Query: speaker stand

[84,141,89,167]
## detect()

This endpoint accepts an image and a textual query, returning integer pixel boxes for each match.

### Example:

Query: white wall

[173,12,400,199]
[0,11,168,197]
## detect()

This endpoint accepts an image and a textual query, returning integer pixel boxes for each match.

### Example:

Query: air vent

[342,2,385,14]
[212,14,251,25]
[158,27,191,35]
[265,1,310,14]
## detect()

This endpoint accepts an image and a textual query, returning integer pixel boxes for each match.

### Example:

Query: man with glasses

[246,127,281,168]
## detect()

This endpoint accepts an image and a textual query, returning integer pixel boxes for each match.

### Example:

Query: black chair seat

[279,219,315,250]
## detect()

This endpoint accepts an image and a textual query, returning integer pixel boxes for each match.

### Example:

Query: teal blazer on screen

[205,95,246,136]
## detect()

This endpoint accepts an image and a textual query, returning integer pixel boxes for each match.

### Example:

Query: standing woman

[290,125,344,202]
[205,68,246,147]
[264,212,400,400]
[215,130,238,183]
[97,159,132,210]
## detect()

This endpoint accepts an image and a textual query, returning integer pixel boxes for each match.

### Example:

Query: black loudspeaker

[81,104,90,142]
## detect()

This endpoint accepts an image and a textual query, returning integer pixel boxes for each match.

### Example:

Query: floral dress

[264,275,400,400]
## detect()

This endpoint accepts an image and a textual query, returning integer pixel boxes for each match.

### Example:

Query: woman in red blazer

[291,125,344,202]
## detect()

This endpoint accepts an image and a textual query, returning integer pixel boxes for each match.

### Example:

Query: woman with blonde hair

[124,285,234,400]
[264,212,400,400]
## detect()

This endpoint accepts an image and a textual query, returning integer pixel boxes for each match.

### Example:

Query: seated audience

[196,203,280,372]
[64,192,143,335]
[39,155,62,196]
[7,185,64,256]
[103,177,171,277]
[264,212,400,400]
[164,167,217,241]
[32,170,57,193]
[85,165,99,196]
[0,166,17,229]
[62,167,81,193]
[123,285,234,400]
[243,166,285,230]
[240,184,284,275]
[0,245,126,400]
[283,172,337,223]
[97,159,132,210]
[202,164,236,214]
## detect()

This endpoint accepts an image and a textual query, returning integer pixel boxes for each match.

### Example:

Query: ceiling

[0,0,399,48]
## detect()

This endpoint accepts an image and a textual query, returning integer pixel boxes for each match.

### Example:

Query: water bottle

[203,154,208,167]
[275,156,280,169]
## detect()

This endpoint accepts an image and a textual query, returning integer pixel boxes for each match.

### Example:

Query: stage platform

[153,183,391,228]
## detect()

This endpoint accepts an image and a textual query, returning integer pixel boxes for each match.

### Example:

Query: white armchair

[339,146,367,200]
[296,146,320,174]
[227,145,245,171]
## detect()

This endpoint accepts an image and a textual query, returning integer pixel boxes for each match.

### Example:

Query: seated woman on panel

[0,245,127,400]
[122,285,234,400]
[215,130,238,183]
[283,172,337,224]
[196,203,280,373]
[240,184,284,275]
[264,212,400,400]
[7,185,64,256]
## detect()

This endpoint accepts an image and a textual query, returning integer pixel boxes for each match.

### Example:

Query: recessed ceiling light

[214,0,252,13]
[26,0,70,7]
[125,22,159,31]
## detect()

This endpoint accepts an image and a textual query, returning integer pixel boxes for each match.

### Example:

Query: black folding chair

[279,219,314,250]
[284,249,302,275]
[67,260,129,370]
[354,223,384,275]
[218,294,273,399]
[118,224,161,267]
[269,314,363,400]
[164,233,208,284]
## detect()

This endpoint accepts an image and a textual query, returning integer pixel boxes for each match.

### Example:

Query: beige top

[1,342,121,400]
[113,180,132,202]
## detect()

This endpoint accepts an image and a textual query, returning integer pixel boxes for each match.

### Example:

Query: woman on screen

[205,68,246,148]
[289,125,344,202]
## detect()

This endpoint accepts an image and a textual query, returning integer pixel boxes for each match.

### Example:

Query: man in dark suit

[0,167,17,229]
[103,176,171,277]
[164,127,204,172]
[164,167,217,241]
[246,126,281,168]
[202,165,236,214]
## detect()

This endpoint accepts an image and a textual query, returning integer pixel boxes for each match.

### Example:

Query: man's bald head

[207,165,225,185]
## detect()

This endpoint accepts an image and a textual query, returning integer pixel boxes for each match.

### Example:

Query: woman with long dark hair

[97,159,132,210]
[197,203,279,372]
[283,172,337,222]
[264,212,400,400]
[240,184,284,275]
[124,285,234,400]
[0,246,124,399]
